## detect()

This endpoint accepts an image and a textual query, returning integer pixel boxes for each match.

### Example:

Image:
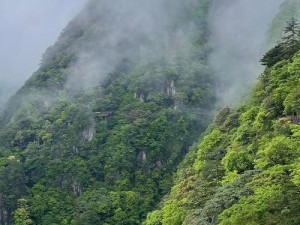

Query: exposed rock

[83,125,96,141]
[137,150,147,163]
[72,146,79,154]
[166,79,176,96]
[8,155,16,161]
[71,180,82,196]
[156,160,162,169]
[134,92,146,102]
[287,113,300,124]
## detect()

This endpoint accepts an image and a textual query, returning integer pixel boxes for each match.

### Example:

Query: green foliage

[219,166,300,225]
[145,10,300,225]
[214,106,231,127]
[13,199,32,225]
[29,184,74,225]
[6,1,300,225]
[161,200,183,225]
[222,144,254,173]
[261,18,300,67]
[194,129,223,172]
[0,158,27,225]
[72,189,144,225]
[143,210,162,225]
[256,136,299,168]
[0,0,216,224]
[265,0,300,50]
[284,86,300,114]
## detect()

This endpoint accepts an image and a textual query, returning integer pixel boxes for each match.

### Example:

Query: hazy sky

[0,0,86,105]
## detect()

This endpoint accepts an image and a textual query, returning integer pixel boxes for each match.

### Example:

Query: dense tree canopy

[0,0,215,224]
[144,22,300,225]
[1,0,300,224]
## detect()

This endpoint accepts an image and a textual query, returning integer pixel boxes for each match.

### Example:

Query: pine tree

[283,17,299,42]
[261,17,300,67]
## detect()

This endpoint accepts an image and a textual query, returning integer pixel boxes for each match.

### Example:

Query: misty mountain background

[1,0,299,224]
[0,0,284,108]
[0,0,85,107]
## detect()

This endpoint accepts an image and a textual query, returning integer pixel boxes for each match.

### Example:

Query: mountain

[143,2,300,224]
[1,0,299,224]
[0,0,215,224]
[265,0,300,49]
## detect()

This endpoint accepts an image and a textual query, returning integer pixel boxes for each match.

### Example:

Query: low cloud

[0,0,86,106]
[209,0,284,106]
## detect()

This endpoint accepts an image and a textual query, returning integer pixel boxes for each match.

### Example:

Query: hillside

[1,0,299,225]
[265,0,300,49]
[143,9,300,225]
[0,0,215,224]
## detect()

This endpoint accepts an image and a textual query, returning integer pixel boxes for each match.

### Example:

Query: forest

[1,0,300,224]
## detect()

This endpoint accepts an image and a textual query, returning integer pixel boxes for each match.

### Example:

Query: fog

[65,0,190,92]
[209,0,285,106]
[0,0,86,106]
[0,0,287,108]
[67,0,286,106]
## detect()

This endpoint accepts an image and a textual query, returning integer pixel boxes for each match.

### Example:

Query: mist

[0,0,287,109]
[0,0,86,107]
[209,0,285,106]
[65,0,190,92]
[66,0,286,107]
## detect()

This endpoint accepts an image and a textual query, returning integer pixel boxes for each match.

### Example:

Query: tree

[261,18,300,67]
[0,157,27,225]
[72,189,113,225]
[143,210,162,225]
[13,199,32,225]
[29,184,74,225]
[260,43,286,67]
[161,200,183,225]
[283,17,300,45]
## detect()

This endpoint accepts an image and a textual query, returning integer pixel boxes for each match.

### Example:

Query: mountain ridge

[1,0,299,225]
[0,1,215,224]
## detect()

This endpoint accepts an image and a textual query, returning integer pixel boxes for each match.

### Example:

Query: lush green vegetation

[261,17,300,67]
[2,0,300,224]
[265,0,300,49]
[144,18,300,225]
[0,0,215,224]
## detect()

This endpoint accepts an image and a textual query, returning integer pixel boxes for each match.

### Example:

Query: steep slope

[0,0,214,224]
[208,0,284,106]
[144,11,300,225]
[265,0,300,49]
